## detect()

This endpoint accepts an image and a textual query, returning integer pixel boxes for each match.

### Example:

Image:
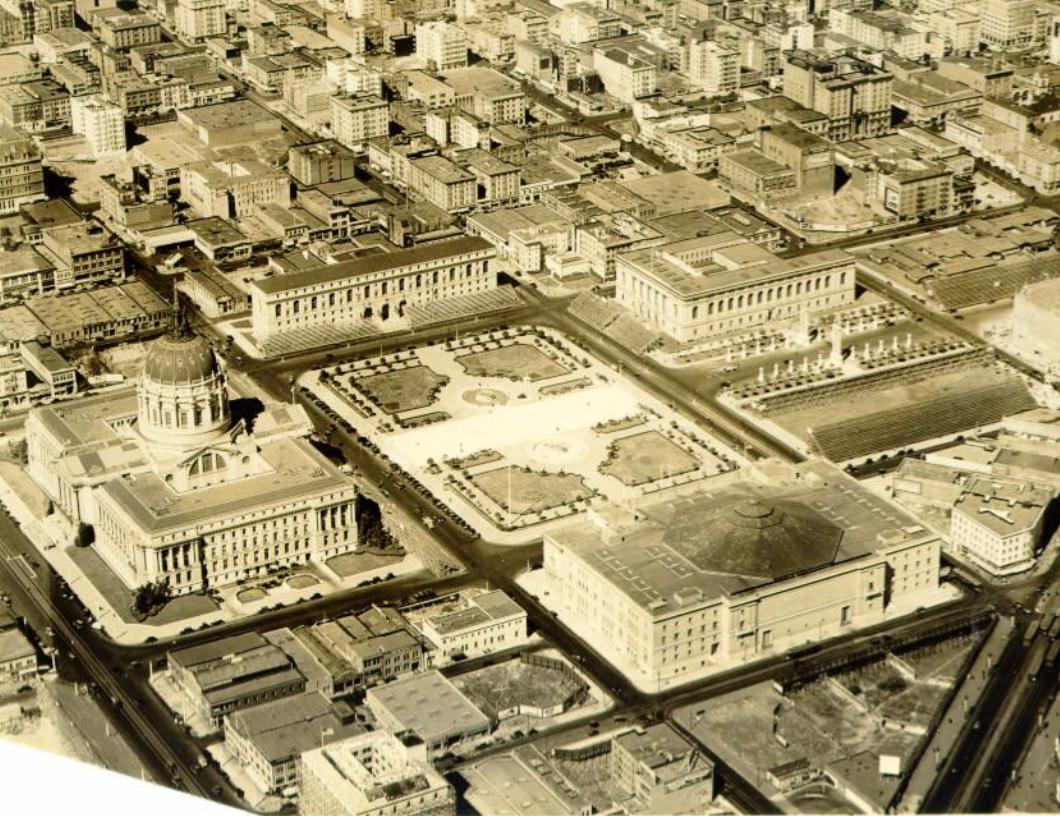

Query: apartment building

[980,0,1036,49]
[950,477,1054,575]
[408,154,476,212]
[593,47,657,103]
[175,0,225,41]
[180,160,290,218]
[70,94,125,157]
[415,20,468,70]
[36,222,125,290]
[783,50,894,141]
[686,39,739,96]
[93,9,161,50]
[330,94,389,151]
[0,126,45,214]
[300,731,455,816]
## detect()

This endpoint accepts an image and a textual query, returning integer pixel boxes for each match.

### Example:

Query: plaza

[304,327,741,543]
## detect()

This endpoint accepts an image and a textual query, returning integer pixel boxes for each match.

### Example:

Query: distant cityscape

[1,0,1060,814]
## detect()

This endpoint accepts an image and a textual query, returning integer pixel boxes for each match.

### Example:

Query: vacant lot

[357,365,448,413]
[600,431,699,486]
[471,466,593,515]
[454,660,584,716]
[457,343,569,381]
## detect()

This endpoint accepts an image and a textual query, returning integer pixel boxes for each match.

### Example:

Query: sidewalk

[147,671,216,739]
[897,614,1016,813]
[207,739,284,813]
[519,567,962,696]
[0,462,426,645]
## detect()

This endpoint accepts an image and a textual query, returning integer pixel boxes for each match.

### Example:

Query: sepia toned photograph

[0,0,1059,812]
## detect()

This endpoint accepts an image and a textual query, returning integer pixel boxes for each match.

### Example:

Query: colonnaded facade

[26,318,359,594]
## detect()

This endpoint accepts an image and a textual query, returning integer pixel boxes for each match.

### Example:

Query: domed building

[137,324,230,449]
[542,460,944,691]
[25,319,360,597]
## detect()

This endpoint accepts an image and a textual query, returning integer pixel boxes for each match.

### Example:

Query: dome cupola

[137,300,230,449]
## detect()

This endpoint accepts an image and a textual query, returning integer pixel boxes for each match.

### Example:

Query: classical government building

[26,318,358,594]
[541,461,941,690]
[249,236,496,347]
[614,233,855,342]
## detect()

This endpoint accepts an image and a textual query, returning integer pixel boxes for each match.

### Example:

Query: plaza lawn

[600,430,699,486]
[237,588,266,604]
[471,465,593,515]
[325,551,404,578]
[457,343,569,382]
[357,365,448,414]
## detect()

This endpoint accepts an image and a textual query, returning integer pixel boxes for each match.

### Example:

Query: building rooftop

[621,237,848,300]
[179,99,279,132]
[100,435,349,534]
[252,236,492,295]
[548,461,931,617]
[614,723,696,768]
[302,731,449,815]
[226,691,359,763]
[169,632,266,669]
[367,671,490,745]
[0,627,35,664]
[953,477,1054,536]
[617,171,729,215]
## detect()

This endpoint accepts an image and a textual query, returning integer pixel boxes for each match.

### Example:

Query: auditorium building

[540,461,942,691]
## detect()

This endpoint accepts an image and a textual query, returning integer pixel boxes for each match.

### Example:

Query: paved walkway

[1002,678,1060,812]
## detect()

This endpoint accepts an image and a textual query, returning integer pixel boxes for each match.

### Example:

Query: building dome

[662,494,844,581]
[137,317,230,449]
[143,332,220,386]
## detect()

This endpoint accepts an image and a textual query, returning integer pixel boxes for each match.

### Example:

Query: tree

[133,580,172,618]
[356,494,399,550]
[6,438,27,465]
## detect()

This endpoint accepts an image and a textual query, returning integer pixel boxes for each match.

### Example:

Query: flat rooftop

[548,461,931,617]
[252,236,492,295]
[622,240,849,300]
[617,171,729,215]
[179,99,280,131]
[100,435,349,533]
[367,671,490,745]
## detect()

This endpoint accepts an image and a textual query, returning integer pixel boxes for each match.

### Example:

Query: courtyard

[452,657,588,719]
[305,328,741,543]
